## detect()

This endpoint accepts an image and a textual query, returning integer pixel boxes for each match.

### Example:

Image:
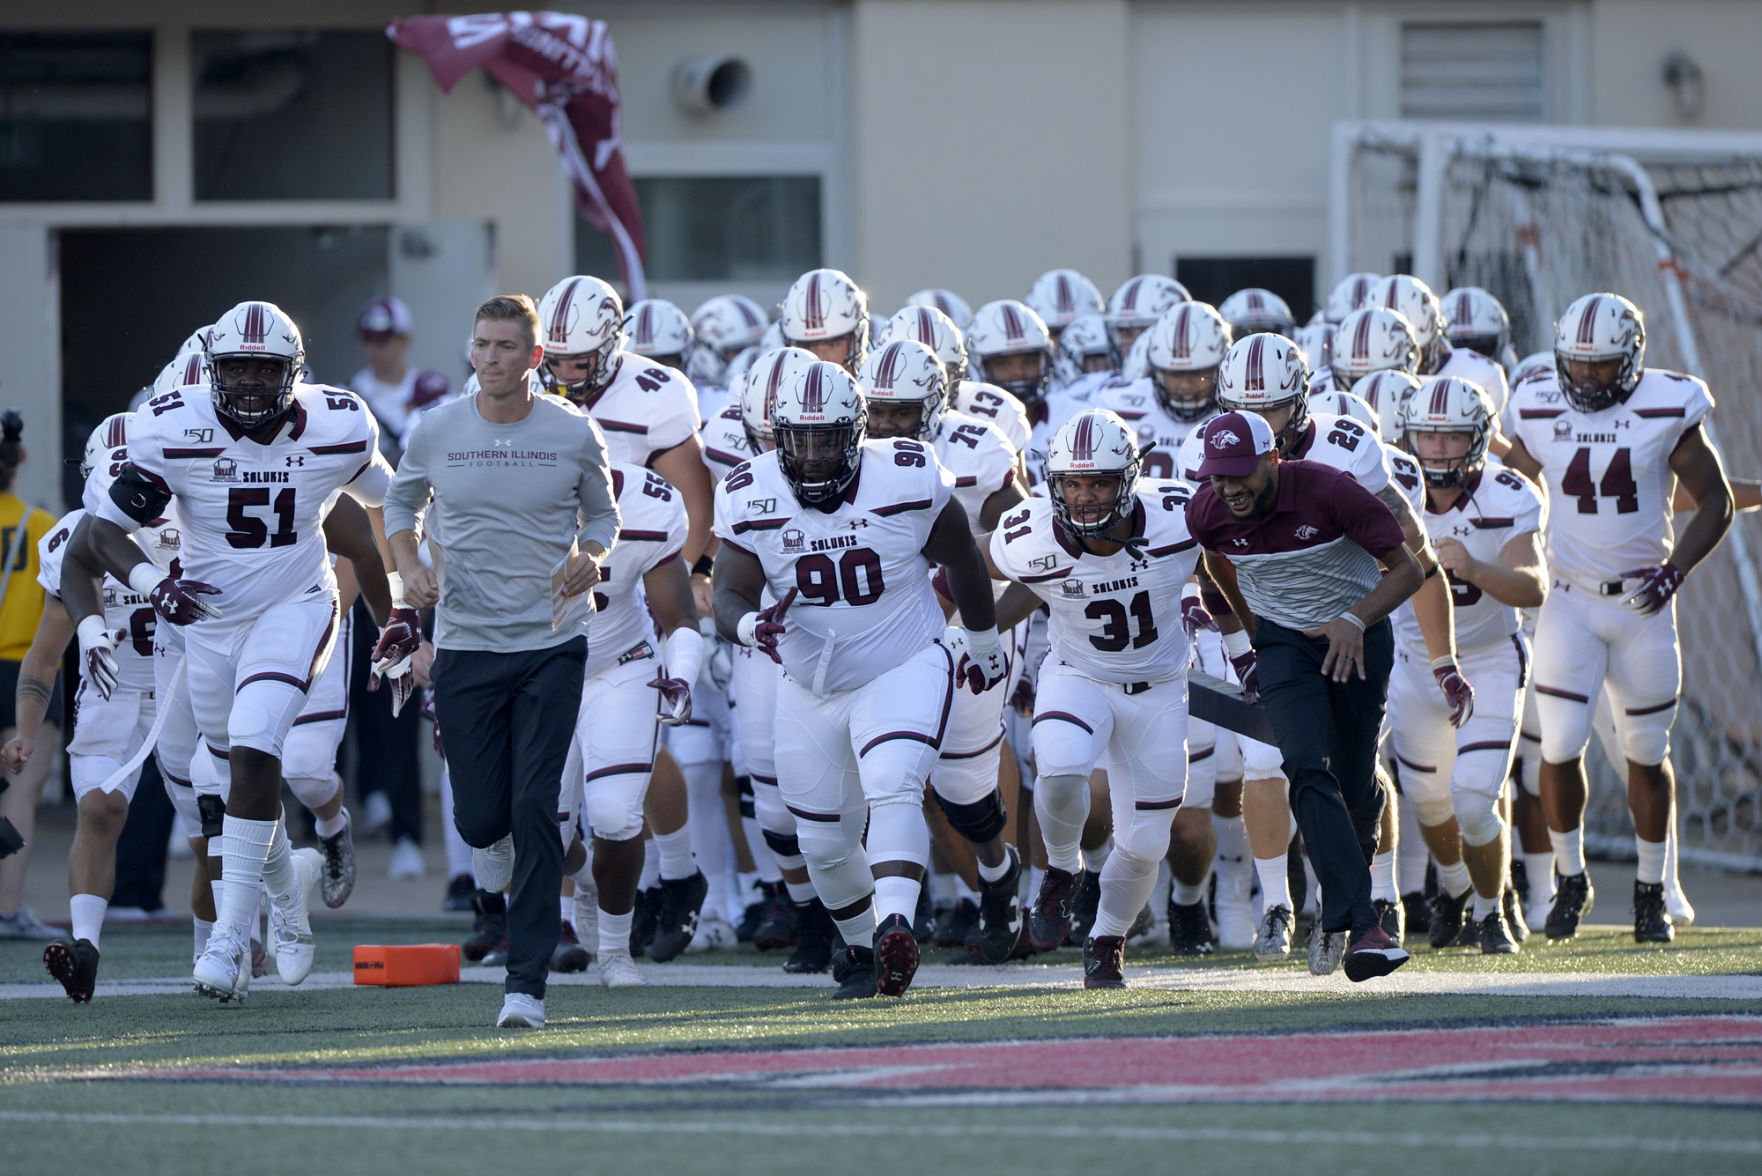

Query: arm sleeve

[383,410,431,538]
[712,473,742,548]
[344,449,394,508]
[1680,375,1715,435]
[1328,472,1408,559]
[1351,433,1393,495]
[632,477,690,575]
[574,416,622,553]
[35,512,79,598]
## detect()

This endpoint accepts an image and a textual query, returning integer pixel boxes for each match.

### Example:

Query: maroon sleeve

[1323,467,1406,558]
[1183,484,1223,549]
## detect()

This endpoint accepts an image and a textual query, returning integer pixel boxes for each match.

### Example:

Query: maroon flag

[388,12,647,299]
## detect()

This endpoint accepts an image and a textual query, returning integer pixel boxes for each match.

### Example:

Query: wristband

[965,625,1001,657]
[1341,612,1366,633]
[1222,629,1252,658]
[127,563,162,597]
[77,615,110,648]
[691,555,715,578]
[387,570,407,610]
[1430,655,1458,671]
[664,625,706,686]
[736,611,761,647]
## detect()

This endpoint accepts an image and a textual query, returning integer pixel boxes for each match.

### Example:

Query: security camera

[671,55,751,115]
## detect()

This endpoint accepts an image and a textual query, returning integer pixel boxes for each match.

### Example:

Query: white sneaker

[193,924,252,1002]
[685,911,738,953]
[597,951,647,988]
[388,838,425,880]
[360,791,393,837]
[496,992,545,1027]
[1253,905,1294,962]
[269,849,320,986]
[473,834,514,893]
[1307,923,1347,976]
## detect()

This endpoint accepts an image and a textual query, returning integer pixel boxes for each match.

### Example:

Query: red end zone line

[129,1016,1762,1105]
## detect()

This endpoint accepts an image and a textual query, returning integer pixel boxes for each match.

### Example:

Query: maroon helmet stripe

[241,304,268,345]
[1246,335,1266,391]
[1172,306,1193,359]
[736,300,760,328]
[877,343,904,389]
[1356,276,1374,308]
[1072,415,1097,460]
[803,364,827,413]
[182,354,202,384]
[1353,312,1373,361]
[105,416,127,447]
[916,308,935,343]
[804,273,824,333]
[1430,379,1450,414]
[1001,303,1024,342]
[636,304,654,345]
[1577,297,1601,346]
[1055,274,1073,315]
[1122,278,1142,313]
[549,279,580,345]
[1247,291,1264,312]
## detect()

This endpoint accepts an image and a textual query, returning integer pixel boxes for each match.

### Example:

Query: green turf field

[4,920,1760,1175]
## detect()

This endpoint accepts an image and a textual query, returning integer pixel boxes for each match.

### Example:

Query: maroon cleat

[44,938,100,1004]
[1029,866,1078,952]
[1083,935,1126,990]
[1342,923,1410,982]
[873,913,920,997]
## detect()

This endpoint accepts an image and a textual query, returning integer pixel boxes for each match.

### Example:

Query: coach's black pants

[433,638,586,998]
[1253,616,1394,936]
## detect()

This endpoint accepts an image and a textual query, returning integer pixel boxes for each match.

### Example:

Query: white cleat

[1665,883,1696,929]
[685,911,739,953]
[1215,897,1256,952]
[473,834,515,893]
[193,925,252,1003]
[496,992,546,1028]
[597,951,647,988]
[270,848,321,986]
[573,888,599,953]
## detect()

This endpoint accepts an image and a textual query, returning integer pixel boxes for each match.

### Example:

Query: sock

[1213,814,1251,906]
[208,873,225,925]
[682,760,731,911]
[833,904,877,947]
[1033,774,1089,874]
[1397,790,1425,891]
[1522,851,1555,906]
[785,879,817,904]
[1438,858,1472,897]
[1472,889,1501,919]
[598,908,633,958]
[438,767,475,878]
[1093,851,1159,938]
[1549,827,1587,876]
[1213,813,1248,868]
[1090,837,1112,872]
[1171,878,1204,906]
[260,815,300,910]
[653,826,694,880]
[975,854,1011,886]
[874,875,921,925]
[1370,850,1398,902]
[737,869,761,906]
[315,808,348,839]
[193,917,213,963]
[744,815,780,883]
[1029,866,1047,906]
[638,839,662,890]
[1255,855,1292,911]
[1663,822,1682,891]
[1635,836,1666,885]
[69,893,107,949]
[218,815,278,931]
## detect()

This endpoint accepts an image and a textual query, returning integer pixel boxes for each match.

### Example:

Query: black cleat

[1083,935,1126,989]
[1503,883,1529,943]
[1401,890,1431,938]
[549,919,590,973]
[442,873,476,913]
[783,900,835,973]
[1633,880,1674,944]
[43,938,100,1003]
[935,898,979,949]
[629,885,661,957]
[1029,866,1078,952]
[1479,910,1520,954]
[976,846,1024,964]
[1167,899,1216,956]
[873,913,920,996]
[735,892,767,943]
[1428,885,1472,950]
[463,890,508,963]
[1068,868,1101,944]
[753,884,799,952]
[648,871,708,963]
[832,945,878,999]
[1544,871,1594,942]
[1374,897,1405,947]
[911,887,936,944]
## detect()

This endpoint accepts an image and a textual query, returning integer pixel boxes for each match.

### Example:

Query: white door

[387,219,496,390]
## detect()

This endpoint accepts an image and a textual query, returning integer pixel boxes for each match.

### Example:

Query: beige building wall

[1586,0,1762,129]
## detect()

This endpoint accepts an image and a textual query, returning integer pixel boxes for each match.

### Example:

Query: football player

[1025,268,1107,348]
[1390,378,1547,954]
[1503,292,1734,943]
[986,409,1203,987]
[1371,275,1509,412]
[624,298,695,375]
[1309,306,1418,399]
[1051,314,1116,395]
[1218,288,1297,338]
[781,268,870,376]
[1444,286,1518,374]
[712,362,1006,998]
[880,305,1033,458]
[904,287,974,332]
[688,294,769,418]
[75,300,407,1003]
[1322,272,1382,326]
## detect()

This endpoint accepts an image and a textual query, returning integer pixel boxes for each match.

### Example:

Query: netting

[1341,133,1762,869]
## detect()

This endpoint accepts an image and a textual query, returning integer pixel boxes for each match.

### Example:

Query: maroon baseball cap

[1195,411,1276,478]
[358,297,413,340]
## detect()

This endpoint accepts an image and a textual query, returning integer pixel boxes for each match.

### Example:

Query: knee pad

[1616,704,1674,767]
[228,679,307,758]
[793,819,856,872]
[583,773,646,842]
[1240,737,1285,782]
[1536,691,1594,764]
[933,787,1008,844]
[762,828,802,860]
[1454,789,1504,847]
[1032,773,1089,812]
[1116,807,1177,867]
[736,775,755,819]
[284,771,340,813]
[1403,769,1454,828]
[197,794,227,840]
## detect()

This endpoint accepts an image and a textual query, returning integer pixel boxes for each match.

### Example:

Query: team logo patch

[1295,525,1319,540]
[157,528,181,551]
[212,458,239,483]
[1060,578,1085,598]
[1211,429,1240,449]
[1553,419,1573,441]
[781,528,806,553]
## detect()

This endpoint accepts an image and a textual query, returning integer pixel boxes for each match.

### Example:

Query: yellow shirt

[0,492,56,663]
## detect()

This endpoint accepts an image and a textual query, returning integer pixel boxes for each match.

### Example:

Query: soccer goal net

[1332,122,1762,871]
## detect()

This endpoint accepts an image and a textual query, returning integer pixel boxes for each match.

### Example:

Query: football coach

[385,294,620,1028]
[1185,411,1420,983]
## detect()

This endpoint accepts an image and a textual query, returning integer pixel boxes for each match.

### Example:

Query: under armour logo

[493,436,514,447]
[286,455,306,467]
[1230,538,1249,547]
[1129,559,1149,572]
[848,519,870,530]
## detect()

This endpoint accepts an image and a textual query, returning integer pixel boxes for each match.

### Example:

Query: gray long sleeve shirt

[385,390,620,652]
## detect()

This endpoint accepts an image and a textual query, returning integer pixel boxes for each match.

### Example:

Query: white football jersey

[1060,369,1127,403]
[712,439,953,696]
[932,409,1018,529]
[583,463,690,679]
[38,505,176,695]
[1507,367,1712,586]
[694,381,734,428]
[94,382,388,622]
[579,352,701,467]
[1174,412,1392,495]
[1096,377,1214,482]
[990,481,1202,685]
[700,403,758,482]
[951,380,1030,454]
[1394,465,1544,655]
[1433,344,1509,416]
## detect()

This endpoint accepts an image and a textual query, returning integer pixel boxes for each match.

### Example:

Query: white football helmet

[780,268,869,373]
[624,298,694,367]
[1053,313,1114,389]
[1144,302,1233,423]
[904,288,973,331]
[1217,333,1311,451]
[740,346,817,453]
[205,300,305,428]
[1292,322,1337,374]
[1348,370,1422,446]
[1044,409,1142,539]
[1217,288,1296,337]
[1443,286,1511,361]
[690,294,769,385]
[1554,292,1645,413]
[1369,275,1448,373]
[536,275,625,399]
[1324,272,1383,325]
[1105,275,1190,354]
[880,304,967,392]
[80,412,132,479]
[154,348,208,401]
[176,325,212,364]
[860,338,947,441]
[967,300,1053,409]
[1330,306,1420,387]
[1309,389,1384,439]
[1510,350,1555,390]
[772,360,867,507]
[1026,269,1106,336]
[1400,375,1496,488]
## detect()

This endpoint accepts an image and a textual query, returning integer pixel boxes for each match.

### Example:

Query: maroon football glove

[150,577,222,625]
[747,587,797,665]
[1622,562,1685,617]
[372,607,422,665]
[648,674,693,726]
[1432,661,1476,728]
[1229,651,1260,706]
[1181,597,1218,641]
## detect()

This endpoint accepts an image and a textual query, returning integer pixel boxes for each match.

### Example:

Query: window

[1401,23,1545,123]
[1173,256,1316,324]
[0,32,152,202]
[576,175,820,285]
[192,30,393,201]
